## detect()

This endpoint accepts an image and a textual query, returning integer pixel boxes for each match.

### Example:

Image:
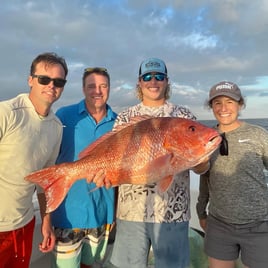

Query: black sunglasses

[141,73,166,82]
[219,132,228,156]
[84,67,108,74]
[32,75,66,88]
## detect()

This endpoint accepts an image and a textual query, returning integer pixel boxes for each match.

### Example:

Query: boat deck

[29,173,243,268]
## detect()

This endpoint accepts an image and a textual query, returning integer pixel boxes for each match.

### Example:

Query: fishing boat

[29,172,243,268]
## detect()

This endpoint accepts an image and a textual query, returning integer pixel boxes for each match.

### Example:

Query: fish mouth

[209,134,222,147]
[195,134,222,165]
[204,133,222,156]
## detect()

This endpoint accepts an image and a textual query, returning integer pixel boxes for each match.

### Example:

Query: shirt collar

[78,99,117,122]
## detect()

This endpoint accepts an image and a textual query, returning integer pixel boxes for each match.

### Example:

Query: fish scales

[25,116,221,213]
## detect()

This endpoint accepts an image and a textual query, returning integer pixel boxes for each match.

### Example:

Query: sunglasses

[84,67,108,73]
[219,132,228,156]
[141,73,166,82]
[32,75,66,88]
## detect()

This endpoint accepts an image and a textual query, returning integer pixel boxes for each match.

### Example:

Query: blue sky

[1,0,268,119]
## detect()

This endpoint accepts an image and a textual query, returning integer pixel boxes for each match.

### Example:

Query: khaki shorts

[51,224,111,268]
[205,215,268,268]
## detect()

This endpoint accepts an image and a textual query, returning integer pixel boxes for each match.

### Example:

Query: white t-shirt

[114,101,196,223]
[0,94,62,231]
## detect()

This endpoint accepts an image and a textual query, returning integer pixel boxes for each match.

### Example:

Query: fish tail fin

[25,163,73,213]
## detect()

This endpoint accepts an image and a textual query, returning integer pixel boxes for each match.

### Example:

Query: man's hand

[86,170,112,188]
[191,157,210,175]
[39,214,56,253]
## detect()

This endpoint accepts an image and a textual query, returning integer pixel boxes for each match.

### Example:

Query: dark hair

[205,96,246,109]
[82,67,110,87]
[30,52,68,77]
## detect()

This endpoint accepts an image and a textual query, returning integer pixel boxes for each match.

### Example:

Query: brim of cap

[209,92,240,102]
[139,70,167,77]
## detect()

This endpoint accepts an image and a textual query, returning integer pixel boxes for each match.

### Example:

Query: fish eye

[188,125,196,132]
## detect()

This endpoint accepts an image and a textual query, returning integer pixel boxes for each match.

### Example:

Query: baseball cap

[139,58,167,77]
[209,81,242,102]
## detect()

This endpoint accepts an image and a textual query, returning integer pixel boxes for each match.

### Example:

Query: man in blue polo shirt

[51,67,117,268]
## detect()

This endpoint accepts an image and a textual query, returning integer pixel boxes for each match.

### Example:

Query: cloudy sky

[1,0,268,120]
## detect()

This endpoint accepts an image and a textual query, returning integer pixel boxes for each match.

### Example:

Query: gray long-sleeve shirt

[196,122,268,225]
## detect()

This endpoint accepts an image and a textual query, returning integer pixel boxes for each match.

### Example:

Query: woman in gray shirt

[196,81,268,268]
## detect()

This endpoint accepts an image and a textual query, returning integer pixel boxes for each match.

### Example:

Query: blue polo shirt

[51,100,117,228]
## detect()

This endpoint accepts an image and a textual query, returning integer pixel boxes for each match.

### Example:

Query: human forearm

[37,192,55,252]
[192,159,210,175]
[196,174,210,219]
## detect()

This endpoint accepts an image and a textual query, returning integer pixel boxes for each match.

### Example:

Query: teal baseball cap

[139,58,167,77]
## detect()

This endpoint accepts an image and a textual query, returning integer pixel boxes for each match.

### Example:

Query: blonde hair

[135,83,171,101]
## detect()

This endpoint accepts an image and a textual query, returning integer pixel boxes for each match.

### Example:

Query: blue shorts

[110,219,189,268]
[205,215,268,268]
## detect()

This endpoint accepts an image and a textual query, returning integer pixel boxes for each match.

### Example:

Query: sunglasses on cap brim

[219,132,228,156]
[84,67,108,74]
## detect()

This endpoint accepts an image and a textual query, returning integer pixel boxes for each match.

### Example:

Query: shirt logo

[215,82,234,91]
[145,61,161,69]
[238,139,250,143]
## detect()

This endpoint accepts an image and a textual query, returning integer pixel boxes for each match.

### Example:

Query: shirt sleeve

[0,102,10,140]
[173,105,197,120]
[113,110,131,128]
[260,128,268,170]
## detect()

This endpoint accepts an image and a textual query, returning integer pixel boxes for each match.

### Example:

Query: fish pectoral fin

[156,175,173,193]
[144,154,174,193]
[148,154,173,169]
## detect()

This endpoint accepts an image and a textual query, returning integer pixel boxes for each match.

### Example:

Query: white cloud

[1,0,268,119]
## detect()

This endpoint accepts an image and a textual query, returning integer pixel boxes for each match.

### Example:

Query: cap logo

[215,83,233,91]
[145,61,161,69]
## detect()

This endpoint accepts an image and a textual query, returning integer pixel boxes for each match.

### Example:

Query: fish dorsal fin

[113,115,153,132]
[78,131,116,159]
[78,115,153,159]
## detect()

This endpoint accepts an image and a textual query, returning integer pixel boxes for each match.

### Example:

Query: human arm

[37,191,56,252]
[88,111,128,188]
[191,157,210,175]
[196,172,210,232]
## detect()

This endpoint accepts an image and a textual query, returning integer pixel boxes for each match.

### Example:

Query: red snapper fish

[25,116,221,213]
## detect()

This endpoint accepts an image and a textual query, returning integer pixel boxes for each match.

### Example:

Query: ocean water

[199,118,268,130]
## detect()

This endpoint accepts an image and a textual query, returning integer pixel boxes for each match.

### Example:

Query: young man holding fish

[196,81,268,268]
[0,52,68,268]
[50,67,117,268]
[109,58,210,268]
